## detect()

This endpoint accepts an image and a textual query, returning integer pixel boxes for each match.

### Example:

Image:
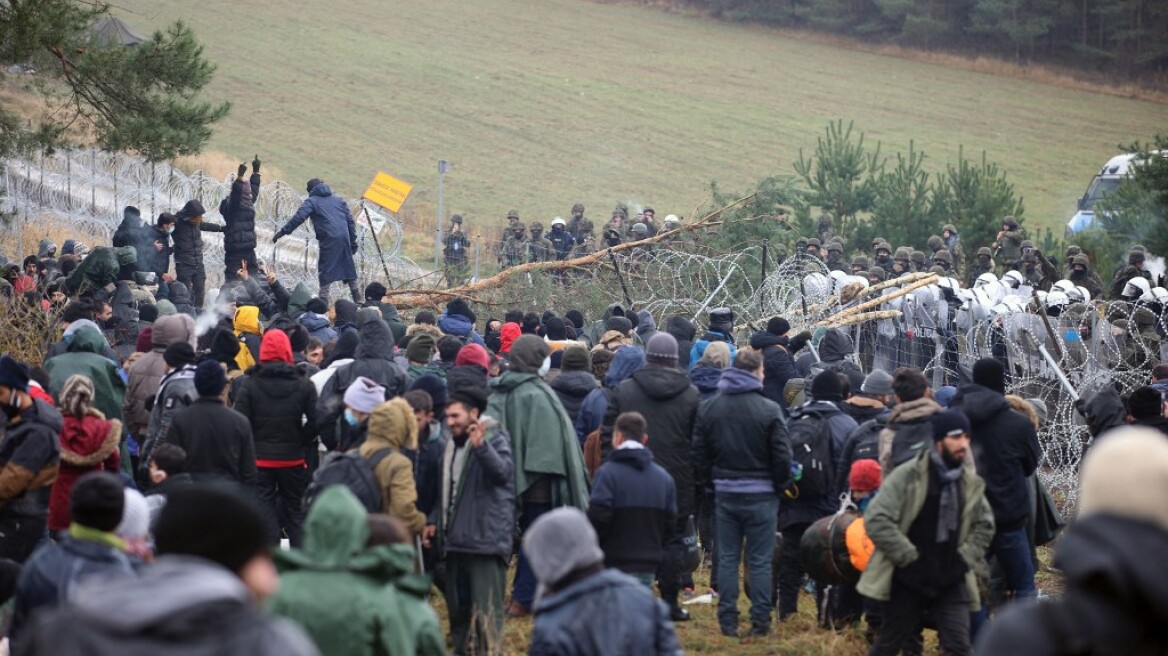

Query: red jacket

[48,411,121,532]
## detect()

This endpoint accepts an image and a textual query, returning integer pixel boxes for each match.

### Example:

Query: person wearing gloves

[273,178,360,305]
[170,200,223,309]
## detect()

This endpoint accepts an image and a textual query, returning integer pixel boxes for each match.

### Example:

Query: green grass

[113,0,1166,245]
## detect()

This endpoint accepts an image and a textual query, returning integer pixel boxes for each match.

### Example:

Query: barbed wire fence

[0,148,423,292]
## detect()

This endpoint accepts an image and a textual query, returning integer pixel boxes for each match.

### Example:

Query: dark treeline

[678,0,1168,80]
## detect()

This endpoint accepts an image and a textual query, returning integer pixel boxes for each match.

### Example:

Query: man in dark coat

[549,346,596,424]
[693,350,791,638]
[273,179,359,305]
[165,360,257,487]
[111,206,154,277]
[220,158,262,281]
[142,213,177,283]
[664,315,696,369]
[977,427,1168,655]
[233,329,318,547]
[171,200,222,310]
[315,318,406,451]
[948,358,1040,602]
[613,332,700,621]
[749,317,808,409]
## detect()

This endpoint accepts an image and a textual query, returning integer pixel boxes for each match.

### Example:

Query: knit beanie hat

[194,359,228,398]
[306,297,328,315]
[1127,386,1163,421]
[561,345,591,372]
[209,329,241,368]
[848,459,882,493]
[406,332,436,364]
[766,317,791,337]
[117,488,151,541]
[1078,427,1168,534]
[931,409,971,441]
[810,370,844,402]
[446,297,476,324]
[409,374,448,412]
[861,369,894,396]
[545,317,567,341]
[138,303,158,324]
[286,324,310,353]
[259,329,293,364]
[154,484,269,575]
[455,343,491,371]
[934,385,957,408]
[522,507,605,593]
[343,376,386,414]
[155,299,177,316]
[0,355,30,392]
[364,282,388,301]
[565,309,585,331]
[972,357,1006,394]
[60,374,96,419]
[509,334,550,374]
[645,332,679,366]
[606,316,633,336]
[135,326,154,353]
[164,341,196,369]
[71,472,125,532]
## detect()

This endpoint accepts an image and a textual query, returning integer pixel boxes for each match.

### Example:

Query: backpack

[303,447,394,513]
[786,406,837,500]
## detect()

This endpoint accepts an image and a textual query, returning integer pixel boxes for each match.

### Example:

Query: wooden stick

[817,275,939,326]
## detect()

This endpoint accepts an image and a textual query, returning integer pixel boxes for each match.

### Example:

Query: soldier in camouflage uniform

[1019,251,1057,292]
[497,209,521,261]
[499,222,527,269]
[825,241,848,272]
[910,250,927,273]
[443,214,472,284]
[1010,239,1037,272]
[805,238,823,260]
[866,266,886,284]
[892,247,913,276]
[641,207,660,237]
[1062,245,1082,279]
[566,203,594,255]
[1069,254,1105,300]
[851,255,870,275]
[926,235,944,257]
[932,250,955,277]
[873,241,894,275]
[817,212,834,242]
[941,224,966,280]
[527,222,554,262]
[602,210,627,245]
[967,247,995,288]
[993,217,1024,267]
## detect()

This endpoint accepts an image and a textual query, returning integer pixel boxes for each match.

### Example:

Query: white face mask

[538,356,551,377]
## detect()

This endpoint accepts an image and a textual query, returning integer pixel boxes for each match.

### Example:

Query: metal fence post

[90,150,97,213]
[473,235,481,281]
[65,150,72,211]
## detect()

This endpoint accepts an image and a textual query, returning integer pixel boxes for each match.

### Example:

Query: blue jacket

[689,328,736,368]
[437,312,485,347]
[587,447,676,573]
[688,365,722,400]
[529,569,682,656]
[298,312,337,343]
[10,535,135,641]
[277,184,358,284]
[574,347,645,444]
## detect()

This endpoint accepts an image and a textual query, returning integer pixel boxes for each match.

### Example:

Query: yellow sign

[363,171,413,212]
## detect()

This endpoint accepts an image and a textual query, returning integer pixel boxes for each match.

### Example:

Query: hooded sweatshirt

[358,398,426,533]
[233,306,262,371]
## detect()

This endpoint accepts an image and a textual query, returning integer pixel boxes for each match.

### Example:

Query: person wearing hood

[750,317,809,408]
[219,158,262,280]
[123,313,197,450]
[234,330,319,547]
[311,330,360,394]
[15,484,319,656]
[45,326,125,426]
[694,350,791,638]
[543,316,580,353]
[1125,385,1168,436]
[948,358,1040,603]
[689,341,730,399]
[333,298,360,336]
[550,346,596,424]
[11,472,136,643]
[635,310,659,345]
[141,213,177,283]
[139,342,199,484]
[859,410,994,656]
[438,297,485,347]
[0,356,63,563]
[233,306,263,372]
[524,507,682,656]
[171,199,223,310]
[166,361,257,486]
[111,206,153,274]
[43,305,123,365]
[977,427,1168,655]
[485,334,590,618]
[611,332,700,621]
[47,376,122,533]
[273,178,360,305]
[498,322,522,354]
[575,346,645,445]
[587,411,677,589]
[165,280,197,317]
[269,486,444,656]
[315,317,406,448]
[689,307,737,367]
[358,398,426,534]
[298,297,337,343]
[65,245,137,296]
[582,304,626,349]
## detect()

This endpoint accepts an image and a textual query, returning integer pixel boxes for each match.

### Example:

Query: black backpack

[303,447,394,513]
[786,406,837,500]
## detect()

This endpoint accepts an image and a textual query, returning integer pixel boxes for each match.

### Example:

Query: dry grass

[172,150,288,181]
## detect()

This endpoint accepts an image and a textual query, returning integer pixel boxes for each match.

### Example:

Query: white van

[1066,151,1163,237]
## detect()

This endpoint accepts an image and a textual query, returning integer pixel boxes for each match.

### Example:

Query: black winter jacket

[750,331,800,407]
[166,398,258,486]
[664,316,696,369]
[316,320,406,450]
[587,447,677,573]
[220,173,261,254]
[615,366,701,518]
[233,363,318,461]
[693,368,792,495]
[549,370,597,424]
[949,383,1040,531]
[171,204,222,271]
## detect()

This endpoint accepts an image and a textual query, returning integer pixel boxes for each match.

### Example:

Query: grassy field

[108,0,1167,247]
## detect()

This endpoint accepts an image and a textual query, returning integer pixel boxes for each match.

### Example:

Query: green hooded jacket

[65,246,134,294]
[286,282,313,321]
[486,371,590,510]
[45,326,126,423]
[268,486,445,656]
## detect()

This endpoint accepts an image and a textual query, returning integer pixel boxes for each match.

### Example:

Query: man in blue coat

[273,178,360,304]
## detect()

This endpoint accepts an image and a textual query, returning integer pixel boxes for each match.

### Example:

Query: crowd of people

[0,190,1166,656]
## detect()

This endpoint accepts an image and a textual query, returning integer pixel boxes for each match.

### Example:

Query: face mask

[343,409,359,427]
[538,356,551,377]
[166,226,175,234]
